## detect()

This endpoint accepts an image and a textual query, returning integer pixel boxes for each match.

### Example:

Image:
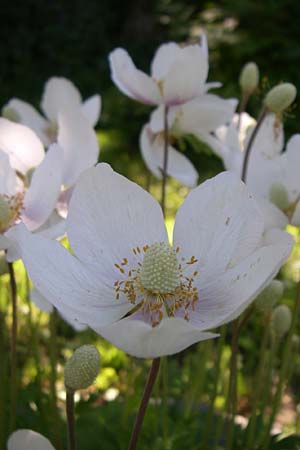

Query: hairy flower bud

[271,304,292,338]
[269,183,289,210]
[239,62,259,94]
[255,280,284,313]
[64,345,101,392]
[265,83,297,113]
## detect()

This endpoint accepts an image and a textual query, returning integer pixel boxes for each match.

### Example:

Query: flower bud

[291,334,300,352]
[265,83,297,113]
[269,183,289,210]
[239,62,259,94]
[255,280,284,313]
[271,304,292,338]
[64,345,101,392]
[2,106,21,123]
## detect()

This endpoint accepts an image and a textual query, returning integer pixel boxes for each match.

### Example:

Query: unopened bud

[271,304,292,338]
[239,62,259,94]
[265,83,297,114]
[2,106,21,123]
[64,345,100,392]
[269,183,289,210]
[255,280,284,313]
[291,334,300,352]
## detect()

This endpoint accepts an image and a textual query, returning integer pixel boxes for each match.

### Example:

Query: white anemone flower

[109,34,220,106]
[3,76,101,146]
[8,164,293,358]
[8,429,55,450]
[140,95,237,187]
[209,113,300,226]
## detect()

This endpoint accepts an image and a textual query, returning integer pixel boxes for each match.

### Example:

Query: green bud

[291,334,300,352]
[255,280,284,313]
[269,183,289,210]
[271,305,292,338]
[64,345,101,392]
[2,106,21,123]
[239,62,259,94]
[265,83,297,114]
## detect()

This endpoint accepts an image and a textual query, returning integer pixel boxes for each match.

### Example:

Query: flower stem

[8,261,17,432]
[161,106,169,216]
[128,358,161,450]
[241,108,267,182]
[49,309,62,449]
[66,390,76,450]
[261,280,300,450]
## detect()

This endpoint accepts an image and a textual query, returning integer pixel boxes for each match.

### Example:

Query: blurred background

[1,2,300,449]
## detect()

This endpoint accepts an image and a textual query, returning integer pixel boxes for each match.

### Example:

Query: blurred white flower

[8,429,55,450]
[109,34,220,106]
[8,164,293,358]
[208,112,300,226]
[3,77,101,146]
[140,95,237,187]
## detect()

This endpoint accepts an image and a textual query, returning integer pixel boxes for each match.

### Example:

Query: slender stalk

[128,358,161,450]
[245,315,270,449]
[145,171,152,193]
[241,108,267,182]
[237,92,250,131]
[261,280,300,450]
[8,261,17,432]
[161,106,169,216]
[66,390,76,450]
[49,309,62,449]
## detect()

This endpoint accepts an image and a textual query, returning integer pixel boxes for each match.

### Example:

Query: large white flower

[140,95,237,187]
[8,164,293,358]
[8,430,55,450]
[3,77,101,146]
[209,113,300,226]
[109,35,216,106]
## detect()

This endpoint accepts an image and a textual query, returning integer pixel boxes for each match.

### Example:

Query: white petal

[67,163,168,274]
[255,197,288,231]
[81,94,101,127]
[35,211,66,240]
[22,144,63,231]
[247,113,284,159]
[151,42,182,80]
[163,43,208,105]
[173,172,265,282]
[291,200,300,226]
[57,108,99,187]
[41,77,82,121]
[177,95,238,134]
[6,223,131,327]
[0,150,17,196]
[0,118,44,174]
[97,316,218,358]
[30,287,54,313]
[140,125,198,187]
[149,106,177,134]
[190,229,293,330]
[109,48,162,105]
[3,99,49,146]
[7,429,55,450]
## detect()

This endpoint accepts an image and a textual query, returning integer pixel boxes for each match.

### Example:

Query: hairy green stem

[66,390,76,450]
[8,261,17,432]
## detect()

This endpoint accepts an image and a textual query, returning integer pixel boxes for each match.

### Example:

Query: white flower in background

[0,141,63,260]
[8,164,293,358]
[30,286,87,331]
[140,95,237,187]
[208,113,300,226]
[109,34,219,106]
[2,77,101,146]
[8,429,55,450]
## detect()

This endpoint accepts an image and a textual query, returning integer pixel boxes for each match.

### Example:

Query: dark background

[1,0,300,179]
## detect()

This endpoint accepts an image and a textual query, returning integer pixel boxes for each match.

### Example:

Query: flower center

[0,193,23,233]
[114,242,199,327]
[140,242,180,294]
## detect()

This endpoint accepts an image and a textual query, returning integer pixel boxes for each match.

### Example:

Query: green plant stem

[8,261,17,432]
[161,105,169,216]
[49,309,61,449]
[245,314,271,449]
[241,108,267,182]
[261,280,300,450]
[128,358,161,450]
[202,327,226,449]
[66,390,76,450]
